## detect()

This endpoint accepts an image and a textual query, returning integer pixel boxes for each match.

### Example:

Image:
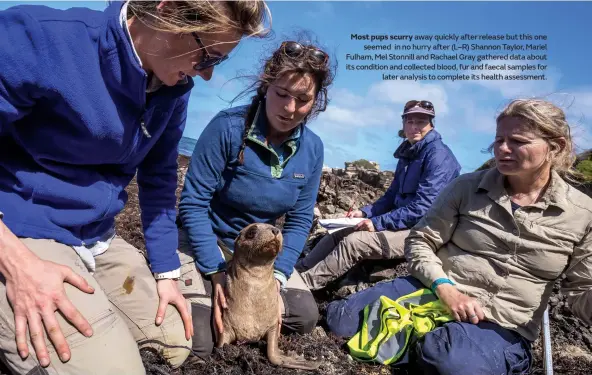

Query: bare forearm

[0,219,36,279]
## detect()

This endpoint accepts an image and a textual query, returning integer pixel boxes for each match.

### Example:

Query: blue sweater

[361,129,461,231]
[0,1,193,273]
[179,102,324,281]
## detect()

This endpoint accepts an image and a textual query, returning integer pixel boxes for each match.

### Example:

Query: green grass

[576,160,592,182]
[351,159,378,170]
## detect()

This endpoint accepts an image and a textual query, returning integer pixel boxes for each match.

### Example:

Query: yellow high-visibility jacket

[347,288,454,365]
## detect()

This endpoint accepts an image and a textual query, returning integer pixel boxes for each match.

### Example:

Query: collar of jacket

[246,101,302,178]
[247,100,302,147]
[477,167,570,212]
[393,128,441,160]
[100,1,194,105]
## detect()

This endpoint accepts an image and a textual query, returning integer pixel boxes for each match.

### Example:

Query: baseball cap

[402,100,435,118]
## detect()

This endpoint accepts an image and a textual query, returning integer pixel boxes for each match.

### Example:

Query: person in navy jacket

[177,40,336,357]
[296,100,461,290]
[0,1,269,373]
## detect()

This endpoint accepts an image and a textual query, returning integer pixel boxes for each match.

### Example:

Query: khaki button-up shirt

[405,168,592,341]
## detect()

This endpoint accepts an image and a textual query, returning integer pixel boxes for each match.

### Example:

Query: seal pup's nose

[272,227,279,236]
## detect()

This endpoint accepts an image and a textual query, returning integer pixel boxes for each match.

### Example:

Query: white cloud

[330,88,366,106]
[320,142,359,168]
[469,60,562,99]
[318,81,450,132]
[368,81,450,116]
[462,103,498,134]
[322,104,397,127]
[551,90,592,122]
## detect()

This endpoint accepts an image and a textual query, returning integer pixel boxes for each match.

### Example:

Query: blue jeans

[326,276,532,375]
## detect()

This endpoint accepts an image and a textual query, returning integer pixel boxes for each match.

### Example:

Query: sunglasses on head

[192,32,228,71]
[404,100,434,112]
[281,41,329,66]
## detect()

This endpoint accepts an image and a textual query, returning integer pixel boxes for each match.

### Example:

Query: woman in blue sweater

[0,1,268,374]
[178,40,335,357]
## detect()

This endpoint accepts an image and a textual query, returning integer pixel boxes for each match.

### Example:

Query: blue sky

[2,1,591,172]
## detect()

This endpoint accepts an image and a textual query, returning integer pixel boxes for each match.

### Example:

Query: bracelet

[153,268,181,280]
[431,278,455,294]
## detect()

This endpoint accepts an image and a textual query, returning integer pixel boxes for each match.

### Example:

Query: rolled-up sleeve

[405,178,463,288]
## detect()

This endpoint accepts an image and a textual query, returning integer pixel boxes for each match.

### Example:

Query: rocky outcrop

[316,163,394,218]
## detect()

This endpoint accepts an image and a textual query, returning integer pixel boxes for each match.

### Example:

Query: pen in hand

[346,205,353,218]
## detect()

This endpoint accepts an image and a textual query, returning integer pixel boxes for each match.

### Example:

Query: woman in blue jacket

[295,100,461,290]
[177,40,335,357]
[0,1,268,374]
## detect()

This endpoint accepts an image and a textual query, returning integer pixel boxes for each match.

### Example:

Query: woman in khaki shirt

[325,98,592,375]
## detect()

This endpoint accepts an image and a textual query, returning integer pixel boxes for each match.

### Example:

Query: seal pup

[216,223,321,370]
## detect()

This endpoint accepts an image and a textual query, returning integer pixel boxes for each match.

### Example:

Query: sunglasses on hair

[281,41,329,66]
[192,32,228,71]
[404,100,434,112]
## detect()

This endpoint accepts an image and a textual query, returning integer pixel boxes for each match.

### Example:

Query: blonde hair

[127,0,271,39]
[490,98,580,182]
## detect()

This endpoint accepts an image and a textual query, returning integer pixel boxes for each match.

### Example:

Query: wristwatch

[153,268,181,280]
[0,211,4,220]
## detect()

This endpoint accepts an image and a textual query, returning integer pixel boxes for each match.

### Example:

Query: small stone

[369,267,397,282]
[320,204,336,215]
[335,285,358,299]
[337,195,355,210]
[565,316,582,328]
[312,326,328,339]
[582,332,592,349]
[552,310,564,322]
[313,206,322,218]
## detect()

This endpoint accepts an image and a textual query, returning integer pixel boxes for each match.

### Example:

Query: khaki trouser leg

[296,227,357,271]
[0,238,145,375]
[92,236,192,369]
[300,229,410,290]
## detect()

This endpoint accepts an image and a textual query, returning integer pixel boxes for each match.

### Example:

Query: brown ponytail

[238,89,265,165]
